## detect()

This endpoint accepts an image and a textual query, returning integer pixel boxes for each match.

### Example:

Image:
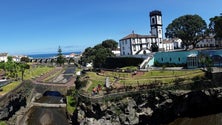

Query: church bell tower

[149,10,163,39]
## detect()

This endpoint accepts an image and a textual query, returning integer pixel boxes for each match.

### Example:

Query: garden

[79,68,205,93]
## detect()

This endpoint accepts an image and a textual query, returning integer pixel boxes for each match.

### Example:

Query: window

[132,38,135,44]
[158,16,161,21]
[161,58,163,62]
[159,30,161,34]
[133,45,136,51]
[170,58,172,62]
[152,18,155,24]
[178,58,180,62]
[143,50,146,55]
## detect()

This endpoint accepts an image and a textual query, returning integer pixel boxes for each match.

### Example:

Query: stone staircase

[139,53,155,70]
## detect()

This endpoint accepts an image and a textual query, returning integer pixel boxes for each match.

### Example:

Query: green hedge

[104,57,143,69]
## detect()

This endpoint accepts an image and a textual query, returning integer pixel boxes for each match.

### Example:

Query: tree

[56,46,65,66]
[93,47,114,68]
[209,15,222,39]
[80,47,95,65]
[7,56,13,62]
[150,42,159,52]
[80,40,116,68]
[19,63,30,81]
[165,14,207,49]
[20,56,30,63]
[101,39,118,50]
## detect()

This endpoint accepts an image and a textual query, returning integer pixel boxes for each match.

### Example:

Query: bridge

[31,76,75,96]
[29,57,79,64]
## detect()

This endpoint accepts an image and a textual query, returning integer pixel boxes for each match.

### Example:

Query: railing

[77,82,164,103]
[32,102,66,108]
[77,72,208,103]
[139,53,154,69]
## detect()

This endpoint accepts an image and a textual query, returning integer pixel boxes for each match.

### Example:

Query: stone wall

[0,80,33,120]
[76,87,222,125]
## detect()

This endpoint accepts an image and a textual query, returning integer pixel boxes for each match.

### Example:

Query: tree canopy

[80,40,117,68]
[20,56,30,63]
[101,39,118,50]
[0,59,29,80]
[165,14,207,49]
[209,15,222,39]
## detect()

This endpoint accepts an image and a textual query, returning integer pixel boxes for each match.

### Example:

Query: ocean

[28,52,81,59]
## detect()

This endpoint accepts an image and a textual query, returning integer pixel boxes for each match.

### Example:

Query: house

[12,55,23,62]
[196,35,216,48]
[0,53,8,62]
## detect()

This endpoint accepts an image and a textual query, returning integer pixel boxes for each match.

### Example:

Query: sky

[0,0,222,55]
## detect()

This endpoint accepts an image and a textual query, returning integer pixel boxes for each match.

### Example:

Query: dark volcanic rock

[76,87,222,125]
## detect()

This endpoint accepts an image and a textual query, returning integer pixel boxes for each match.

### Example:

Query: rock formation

[76,87,222,125]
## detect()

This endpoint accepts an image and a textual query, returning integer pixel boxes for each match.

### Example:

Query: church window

[152,18,155,24]
[133,45,136,51]
[158,16,161,21]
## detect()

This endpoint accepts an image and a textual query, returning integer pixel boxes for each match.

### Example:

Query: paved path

[31,66,76,87]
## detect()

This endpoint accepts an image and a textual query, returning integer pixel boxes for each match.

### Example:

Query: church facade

[119,10,168,56]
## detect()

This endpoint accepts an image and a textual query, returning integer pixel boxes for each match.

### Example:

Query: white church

[119,10,179,56]
[119,10,221,57]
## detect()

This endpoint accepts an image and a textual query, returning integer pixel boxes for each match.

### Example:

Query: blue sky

[0,0,221,55]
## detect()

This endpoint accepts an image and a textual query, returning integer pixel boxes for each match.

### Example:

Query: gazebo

[187,53,198,69]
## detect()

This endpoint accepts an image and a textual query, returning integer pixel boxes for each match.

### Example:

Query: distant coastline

[28,51,81,59]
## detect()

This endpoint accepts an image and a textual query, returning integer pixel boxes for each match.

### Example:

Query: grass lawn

[66,96,76,114]
[0,121,6,125]
[23,66,54,80]
[43,69,63,82]
[84,69,205,91]
[0,66,54,95]
[0,81,20,95]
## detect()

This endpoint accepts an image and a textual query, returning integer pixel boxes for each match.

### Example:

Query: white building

[196,35,216,48]
[0,53,8,62]
[119,33,158,55]
[112,48,120,56]
[119,10,164,56]
[12,56,21,62]
[162,39,175,51]
[172,38,183,49]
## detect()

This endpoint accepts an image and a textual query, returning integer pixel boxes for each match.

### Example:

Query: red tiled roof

[120,33,156,40]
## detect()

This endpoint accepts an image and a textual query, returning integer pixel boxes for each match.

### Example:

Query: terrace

[79,68,205,98]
